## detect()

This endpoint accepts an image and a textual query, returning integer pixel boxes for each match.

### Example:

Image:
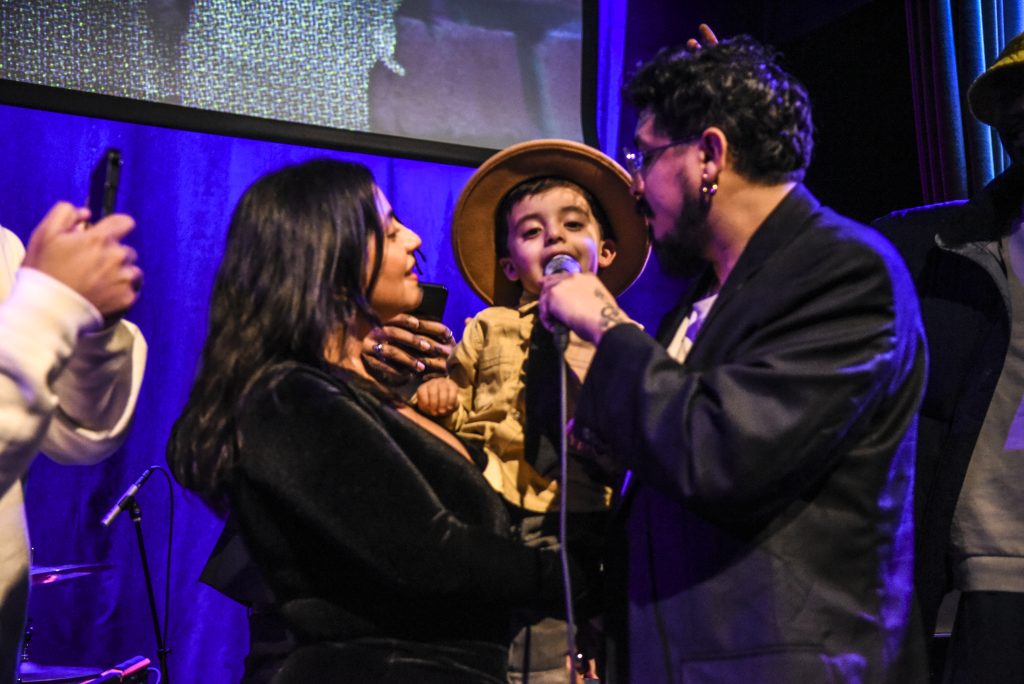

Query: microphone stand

[128,499,170,683]
[554,333,591,682]
[557,352,579,676]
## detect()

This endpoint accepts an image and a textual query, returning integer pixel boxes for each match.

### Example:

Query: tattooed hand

[597,293,630,333]
[539,271,638,345]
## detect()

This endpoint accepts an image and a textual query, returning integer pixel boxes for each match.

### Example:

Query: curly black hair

[625,35,814,184]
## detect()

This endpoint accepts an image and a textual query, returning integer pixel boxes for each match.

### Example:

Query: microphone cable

[152,466,175,684]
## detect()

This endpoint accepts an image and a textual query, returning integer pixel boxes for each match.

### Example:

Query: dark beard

[652,194,711,278]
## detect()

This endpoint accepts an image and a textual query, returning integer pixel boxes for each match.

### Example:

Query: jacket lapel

[687,184,820,356]
[614,185,821,511]
[655,268,717,346]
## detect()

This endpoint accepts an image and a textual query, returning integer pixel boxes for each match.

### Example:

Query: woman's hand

[363,313,455,383]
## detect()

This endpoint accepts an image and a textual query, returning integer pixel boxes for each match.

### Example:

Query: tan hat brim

[451,139,650,307]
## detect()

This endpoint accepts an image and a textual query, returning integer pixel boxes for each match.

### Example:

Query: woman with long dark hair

[166,160,570,682]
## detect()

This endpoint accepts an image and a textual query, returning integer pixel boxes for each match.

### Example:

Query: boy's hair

[494,177,613,259]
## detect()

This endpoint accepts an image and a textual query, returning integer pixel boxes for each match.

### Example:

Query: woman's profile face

[367,186,424,320]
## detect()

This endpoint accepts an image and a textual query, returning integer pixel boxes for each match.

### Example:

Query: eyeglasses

[622,136,700,178]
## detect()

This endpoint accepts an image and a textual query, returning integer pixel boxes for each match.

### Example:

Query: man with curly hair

[539,35,928,682]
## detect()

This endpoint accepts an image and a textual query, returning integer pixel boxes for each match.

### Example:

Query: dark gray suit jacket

[873,166,1022,645]
[576,185,928,683]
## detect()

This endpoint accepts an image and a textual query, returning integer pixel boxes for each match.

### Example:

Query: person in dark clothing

[873,31,1024,684]
[198,313,458,684]
[167,159,587,683]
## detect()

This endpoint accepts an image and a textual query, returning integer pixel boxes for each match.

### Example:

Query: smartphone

[411,282,448,321]
[89,148,122,221]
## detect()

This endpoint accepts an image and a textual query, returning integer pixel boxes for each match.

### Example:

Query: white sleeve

[0,267,104,499]
[0,222,147,479]
[41,317,147,464]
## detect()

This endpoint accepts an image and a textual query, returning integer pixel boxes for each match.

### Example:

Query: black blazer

[226,365,569,681]
[576,185,928,683]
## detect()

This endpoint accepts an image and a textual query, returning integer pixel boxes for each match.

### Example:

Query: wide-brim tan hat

[969,31,1024,125]
[451,139,650,307]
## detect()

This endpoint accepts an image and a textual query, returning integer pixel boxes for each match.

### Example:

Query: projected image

[0,0,584,151]
[373,0,584,147]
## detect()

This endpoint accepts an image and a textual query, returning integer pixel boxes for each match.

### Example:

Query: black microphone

[543,254,581,351]
[101,467,154,527]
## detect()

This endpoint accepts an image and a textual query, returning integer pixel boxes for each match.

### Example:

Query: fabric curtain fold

[905,0,1024,203]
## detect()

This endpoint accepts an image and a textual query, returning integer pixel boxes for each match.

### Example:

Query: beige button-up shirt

[447,300,610,513]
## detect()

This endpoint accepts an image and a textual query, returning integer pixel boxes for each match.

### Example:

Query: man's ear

[499,256,520,282]
[700,127,728,178]
[597,238,618,270]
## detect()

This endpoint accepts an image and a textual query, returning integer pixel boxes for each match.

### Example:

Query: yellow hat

[968,31,1024,125]
[451,139,650,307]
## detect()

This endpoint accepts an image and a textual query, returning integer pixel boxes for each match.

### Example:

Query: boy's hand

[414,377,459,417]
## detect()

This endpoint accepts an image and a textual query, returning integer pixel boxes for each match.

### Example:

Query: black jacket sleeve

[576,236,924,528]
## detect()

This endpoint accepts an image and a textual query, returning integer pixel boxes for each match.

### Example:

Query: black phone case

[411,282,448,321]
[89,148,122,220]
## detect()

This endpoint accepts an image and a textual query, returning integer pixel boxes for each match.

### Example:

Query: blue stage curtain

[905,0,1024,202]
[0,100,680,682]
[1,102,482,682]
[596,0,629,158]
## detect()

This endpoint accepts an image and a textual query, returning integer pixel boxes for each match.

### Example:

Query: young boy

[416,139,649,682]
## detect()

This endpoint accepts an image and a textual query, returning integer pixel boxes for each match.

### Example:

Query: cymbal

[18,661,102,682]
[29,563,113,586]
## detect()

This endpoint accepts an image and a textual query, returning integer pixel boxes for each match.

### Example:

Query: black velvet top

[227,364,566,681]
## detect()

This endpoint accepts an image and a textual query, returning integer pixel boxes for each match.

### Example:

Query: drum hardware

[81,656,151,683]
[19,564,122,682]
[29,564,113,586]
[17,661,102,683]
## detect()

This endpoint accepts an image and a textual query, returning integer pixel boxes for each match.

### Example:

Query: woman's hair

[166,159,383,509]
